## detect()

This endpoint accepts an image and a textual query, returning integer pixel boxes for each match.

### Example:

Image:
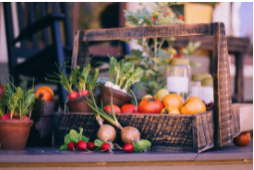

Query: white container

[200,77,214,104]
[166,58,191,100]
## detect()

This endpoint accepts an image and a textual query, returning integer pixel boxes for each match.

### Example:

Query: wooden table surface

[0,140,252,169]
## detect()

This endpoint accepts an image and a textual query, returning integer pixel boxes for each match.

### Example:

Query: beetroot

[77,140,87,150]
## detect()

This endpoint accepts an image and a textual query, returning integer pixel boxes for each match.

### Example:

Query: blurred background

[0,2,252,106]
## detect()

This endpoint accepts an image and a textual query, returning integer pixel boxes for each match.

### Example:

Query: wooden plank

[213,22,234,147]
[234,52,244,102]
[82,23,213,42]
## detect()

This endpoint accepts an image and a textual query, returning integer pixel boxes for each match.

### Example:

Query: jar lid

[201,77,213,86]
[192,72,212,81]
[170,58,189,66]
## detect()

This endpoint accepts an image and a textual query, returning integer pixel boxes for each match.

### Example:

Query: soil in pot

[100,86,132,107]
[0,119,33,150]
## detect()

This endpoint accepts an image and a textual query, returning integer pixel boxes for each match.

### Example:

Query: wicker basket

[54,22,240,152]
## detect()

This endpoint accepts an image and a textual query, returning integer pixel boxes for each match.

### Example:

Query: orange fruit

[35,86,54,101]
[180,97,206,114]
[162,94,184,110]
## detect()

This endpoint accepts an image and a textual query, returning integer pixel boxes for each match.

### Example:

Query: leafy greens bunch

[4,79,35,119]
[105,57,143,93]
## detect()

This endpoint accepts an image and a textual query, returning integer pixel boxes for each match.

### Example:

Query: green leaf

[94,139,105,148]
[64,134,71,144]
[132,140,151,152]
[69,129,79,143]
[82,136,89,143]
[59,144,68,151]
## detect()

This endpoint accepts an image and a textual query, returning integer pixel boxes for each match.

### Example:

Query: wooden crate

[54,22,240,152]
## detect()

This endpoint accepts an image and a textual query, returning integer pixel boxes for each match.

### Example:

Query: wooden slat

[82,23,213,42]
[213,22,234,147]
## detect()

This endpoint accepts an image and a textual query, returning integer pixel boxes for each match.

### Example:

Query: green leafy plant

[4,79,35,119]
[60,128,89,150]
[124,2,200,95]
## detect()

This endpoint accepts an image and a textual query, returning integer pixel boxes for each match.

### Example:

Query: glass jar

[166,58,191,100]
[200,77,214,104]
[189,73,212,99]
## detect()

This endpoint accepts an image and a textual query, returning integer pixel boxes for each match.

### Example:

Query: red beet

[101,143,111,152]
[87,141,95,150]
[77,140,87,150]
[68,142,76,151]
[123,143,134,153]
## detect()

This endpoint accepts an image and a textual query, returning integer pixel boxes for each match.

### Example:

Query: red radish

[87,141,95,150]
[68,142,76,151]
[0,84,4,97]
[0,114,9,120]
[103,105,121,114]
[123,143,134,153]
[77,140,87,150]
[178,15,184,20]
[68,91,79,100]
[79,90,89,96]
[101,143,111,152]
[23,116,29,120]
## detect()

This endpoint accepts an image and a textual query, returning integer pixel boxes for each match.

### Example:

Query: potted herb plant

[101,57,143,107]
[0,79,35,150]
[46,63,100,112]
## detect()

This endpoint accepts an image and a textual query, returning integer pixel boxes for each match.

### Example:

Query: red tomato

[121,104,137,113]
[233,132,251,146]
[68,91,79,100]
[0,84,4,97]
[178,15,184,20]
[79,90,89,96]
[138,97,164,114]
[103,105,121,114]
[23,116,29,120]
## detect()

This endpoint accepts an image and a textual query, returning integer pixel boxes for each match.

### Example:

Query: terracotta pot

[0,119,33,150]
[100,86,132,107]
[66,94,100,113]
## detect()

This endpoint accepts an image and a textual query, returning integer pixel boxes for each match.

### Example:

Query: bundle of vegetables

[46,62,99,101]
[0,79,35,120]
[104,57,143,94]
[84,85,151,153]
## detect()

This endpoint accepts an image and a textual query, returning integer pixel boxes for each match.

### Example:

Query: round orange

[162,93,184,110]
[35,86,54,101]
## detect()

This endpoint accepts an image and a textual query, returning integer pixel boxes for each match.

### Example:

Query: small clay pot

[0,119,33,150]
[66,94,100,113]
[100,86,132,107]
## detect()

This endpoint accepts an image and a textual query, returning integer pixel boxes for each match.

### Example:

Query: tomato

[121,104,137,113]
[138,97,164,114]
[178,15,184,20]
[35,86,54,101]
[68,91,79,100]
[79,90,89,96]
[23,116,29,120]
[233,132,251,147]
[104,105,121,114]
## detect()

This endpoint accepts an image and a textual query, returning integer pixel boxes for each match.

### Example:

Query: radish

[77,140,87,150]
[68,142,75,151]
[101,143,111,152]
[23,116,29,120]
[123,143,134,153]
[87,141,95,150]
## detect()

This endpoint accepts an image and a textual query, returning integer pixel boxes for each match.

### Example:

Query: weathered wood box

[53,22,240,153]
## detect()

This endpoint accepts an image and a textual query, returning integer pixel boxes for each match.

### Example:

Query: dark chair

[3,2,72,107]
